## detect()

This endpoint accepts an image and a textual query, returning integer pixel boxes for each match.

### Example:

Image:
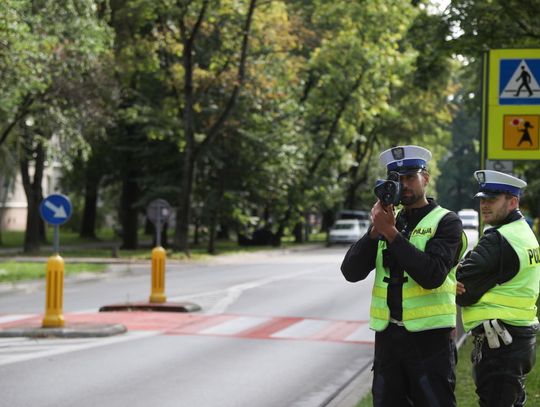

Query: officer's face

[479,194,518,225]
[399,171,428,208]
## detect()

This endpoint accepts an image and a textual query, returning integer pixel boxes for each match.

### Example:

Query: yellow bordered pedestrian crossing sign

[485,49,540,160]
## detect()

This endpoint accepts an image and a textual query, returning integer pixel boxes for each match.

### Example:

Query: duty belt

[471,319,513,349]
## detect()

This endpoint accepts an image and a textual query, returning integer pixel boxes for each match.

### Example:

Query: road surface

[0,246,375,407]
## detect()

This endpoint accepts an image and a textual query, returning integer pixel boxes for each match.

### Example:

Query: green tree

[268,1,456,241]
[0,0,112,252]
[156,0,258,252]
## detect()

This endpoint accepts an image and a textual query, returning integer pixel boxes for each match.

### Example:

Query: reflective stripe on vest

[370,206,466,332]
[461,219,540,331]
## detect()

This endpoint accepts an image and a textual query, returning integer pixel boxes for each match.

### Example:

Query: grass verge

[0,230,326,259]
[0,262,106,283]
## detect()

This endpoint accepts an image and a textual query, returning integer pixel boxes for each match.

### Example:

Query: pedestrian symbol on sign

[515,66,534,97]
[499,59,540,104]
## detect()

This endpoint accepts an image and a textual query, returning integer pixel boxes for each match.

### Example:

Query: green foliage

[1,0,491,250]
[436,83,480,211]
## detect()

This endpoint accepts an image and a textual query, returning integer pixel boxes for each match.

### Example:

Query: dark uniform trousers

[372,323,457,407]
[471,324,537,407]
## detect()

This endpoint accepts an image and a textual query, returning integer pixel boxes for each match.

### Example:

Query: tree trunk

[174,153,194,253]
[304,217,311,242]
[161,222,168,248]
[80,170,100,239]
[293,222,304,243]
[20,140,45,253]
[216,223,229,240]
[144,217,153,236]
[207,211,217,254]
[173,0,257,254]
[274,207,291,247]
[321,209,335,233]
[120,172,139,249]
[193,215,200,245]
[344,183,357,210]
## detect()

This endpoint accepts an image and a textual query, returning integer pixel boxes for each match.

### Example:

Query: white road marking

[344,324,374,342]
[0,331,158,367]
[169,267,326,314]
[200,316,270,335]
[271,319,332,339]
[0,315,34,324]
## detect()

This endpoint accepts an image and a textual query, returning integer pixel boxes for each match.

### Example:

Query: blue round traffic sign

[39,194,73,226]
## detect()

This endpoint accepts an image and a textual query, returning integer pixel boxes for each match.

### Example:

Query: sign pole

[156,209,161,247]
[147,199,171,304]
[39,194,72,328]
[53,225,59,254]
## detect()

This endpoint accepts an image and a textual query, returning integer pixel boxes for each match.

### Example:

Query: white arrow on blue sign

[39,194,73,226]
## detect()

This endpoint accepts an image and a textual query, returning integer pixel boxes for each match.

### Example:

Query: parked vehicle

[337,209,370,221]
[458,209,479,230]
[327,219,370,246]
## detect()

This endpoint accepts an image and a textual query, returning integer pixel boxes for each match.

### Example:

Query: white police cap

[379,145,432,174]
[474,170,527,198]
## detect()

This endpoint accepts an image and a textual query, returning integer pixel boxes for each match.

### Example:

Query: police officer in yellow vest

[341,145,465,407]
[457,170,540,407]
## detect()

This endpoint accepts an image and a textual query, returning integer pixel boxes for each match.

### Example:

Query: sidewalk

[0,241,326,263]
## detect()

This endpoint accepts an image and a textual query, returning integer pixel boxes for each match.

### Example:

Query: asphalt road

[0,246,375,407]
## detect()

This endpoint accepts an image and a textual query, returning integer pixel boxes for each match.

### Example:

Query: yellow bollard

[42,254,65,328]
[149,246,167,303]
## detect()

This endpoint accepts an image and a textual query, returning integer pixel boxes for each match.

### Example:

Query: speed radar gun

[374,171,401,206]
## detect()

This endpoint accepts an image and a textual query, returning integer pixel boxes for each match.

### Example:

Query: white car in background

[327,219,370,246]
[458,209,479,230]
[458,209,480,250]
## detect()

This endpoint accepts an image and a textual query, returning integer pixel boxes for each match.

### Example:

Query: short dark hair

[504,192,520,202]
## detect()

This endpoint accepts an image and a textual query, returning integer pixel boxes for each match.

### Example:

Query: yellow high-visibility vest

[461,218,540,332]
[370,206,467,332]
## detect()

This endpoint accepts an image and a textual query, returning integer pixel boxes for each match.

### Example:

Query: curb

[99,301,201,313]
[0,323,127,338]
[322,360,373,407]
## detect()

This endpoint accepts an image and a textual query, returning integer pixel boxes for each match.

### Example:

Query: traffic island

[99,301,201,313]
[0,323,127,338]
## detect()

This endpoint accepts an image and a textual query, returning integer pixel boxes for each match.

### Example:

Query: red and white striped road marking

[0,312,374,345]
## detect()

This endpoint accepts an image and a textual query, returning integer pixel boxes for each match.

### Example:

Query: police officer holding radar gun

[341,145,466,407]
[456,170,540,407]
